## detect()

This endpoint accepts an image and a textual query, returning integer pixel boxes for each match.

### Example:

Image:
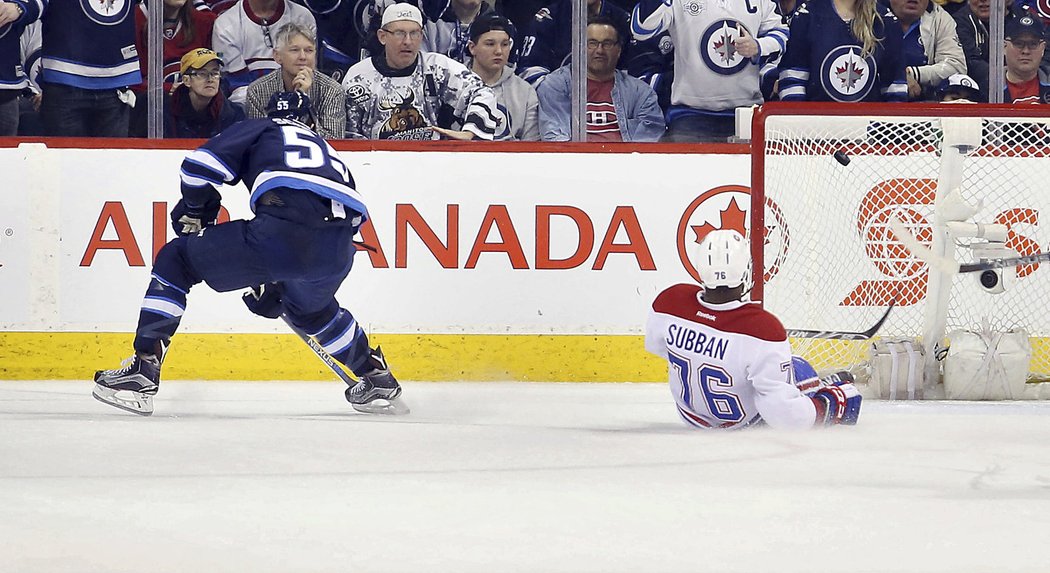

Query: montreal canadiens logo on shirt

[699,20,750,76]
[820,45,877,102]
[80,0,132,26]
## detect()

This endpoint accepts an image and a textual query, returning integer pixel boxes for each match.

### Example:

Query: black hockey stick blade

[958,251,1050,274]
[787,302,894,341]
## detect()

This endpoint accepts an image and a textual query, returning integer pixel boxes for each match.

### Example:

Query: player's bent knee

[153,237,203,291]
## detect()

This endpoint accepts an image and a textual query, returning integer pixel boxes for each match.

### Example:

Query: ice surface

[2,381,1050,573]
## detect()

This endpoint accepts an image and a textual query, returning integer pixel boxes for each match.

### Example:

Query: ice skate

[345,346,409,415]
[92,341,168,416]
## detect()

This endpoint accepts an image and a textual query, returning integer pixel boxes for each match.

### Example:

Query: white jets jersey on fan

[342,52,498,140]
[212,0,317,103]
[631,0,789,110]
[645,283,818,430]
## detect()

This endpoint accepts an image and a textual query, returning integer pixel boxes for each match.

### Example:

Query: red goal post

[750,102,1050,382]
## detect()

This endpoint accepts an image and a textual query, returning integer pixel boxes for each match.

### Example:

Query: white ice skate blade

[351,397,410,416]
[92,384,154,416]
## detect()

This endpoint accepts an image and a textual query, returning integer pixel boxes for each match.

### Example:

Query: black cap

[468,13,517,43]
[1005,14,1046,40]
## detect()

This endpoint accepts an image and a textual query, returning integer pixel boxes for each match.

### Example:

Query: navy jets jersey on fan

[0,0,43,92]
[778,0,907,102]
[179,118,366,224]
[645,284,818,430]
[41,0,141,89]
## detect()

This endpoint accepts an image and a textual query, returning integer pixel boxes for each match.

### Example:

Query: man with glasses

[245,23,346,138]
[954,0,1050,99]
[166,48,245,138]
[341,3,498,140]
[213,0,316,104]
[536,14,664,142]
[1004,15,1050,103]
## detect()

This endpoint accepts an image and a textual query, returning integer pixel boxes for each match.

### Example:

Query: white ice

[2,381,1050,573]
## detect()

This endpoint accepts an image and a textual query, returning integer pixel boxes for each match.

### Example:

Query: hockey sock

[133,274,188,354]
[305,308,372,375]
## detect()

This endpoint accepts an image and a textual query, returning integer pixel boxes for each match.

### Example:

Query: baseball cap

[1005,14,1046,40]
[381,3,423,27]
[180,48,223,75]
[468,13,517,43]
[936,73,980,99]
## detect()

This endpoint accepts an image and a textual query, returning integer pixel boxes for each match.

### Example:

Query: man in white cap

[341,2,498,140]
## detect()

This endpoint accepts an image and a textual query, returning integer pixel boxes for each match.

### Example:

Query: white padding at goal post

[871,339,926,400]
[944,329,1031,400]
[940,117,983,150]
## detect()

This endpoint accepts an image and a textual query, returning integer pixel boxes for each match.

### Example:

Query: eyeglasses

[586,39,620,50]
[381,28,423,41]
[187,71,221,79]
[1008,38,1045,50]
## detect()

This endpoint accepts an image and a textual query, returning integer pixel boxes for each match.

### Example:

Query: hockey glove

[811,376,863,426]
[171,194,221,236]
[242,283,283,319]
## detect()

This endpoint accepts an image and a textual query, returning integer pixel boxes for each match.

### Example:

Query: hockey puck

[833,150,851,166]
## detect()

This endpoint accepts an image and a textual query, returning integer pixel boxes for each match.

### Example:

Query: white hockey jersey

[632,0,789,110]
[342,52,498,140]
[645,284,817,430]
[211,0,316,104]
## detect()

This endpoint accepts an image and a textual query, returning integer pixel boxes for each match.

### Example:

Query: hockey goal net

[751,103,1050,384]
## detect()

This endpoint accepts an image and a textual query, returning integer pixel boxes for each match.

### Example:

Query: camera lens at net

[980,270,1000,289]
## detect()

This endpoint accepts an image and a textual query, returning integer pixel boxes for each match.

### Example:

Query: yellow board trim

[0,333,669,382]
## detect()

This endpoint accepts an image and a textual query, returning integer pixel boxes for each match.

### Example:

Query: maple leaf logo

[691,197,747,244]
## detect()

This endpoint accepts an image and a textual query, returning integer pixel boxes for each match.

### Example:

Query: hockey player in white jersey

[645,230,862,430]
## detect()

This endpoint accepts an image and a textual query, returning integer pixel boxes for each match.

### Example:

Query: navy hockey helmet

[266,90,315,128]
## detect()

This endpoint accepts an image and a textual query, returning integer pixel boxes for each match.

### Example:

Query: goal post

[750,102,1050,387]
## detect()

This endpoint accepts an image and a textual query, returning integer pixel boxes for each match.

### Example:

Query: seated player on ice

[645,229,862,430]
[93,91,404,416]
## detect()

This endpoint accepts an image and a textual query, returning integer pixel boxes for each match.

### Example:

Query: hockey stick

[786,301,895,340]
[279,314,410,415]
[959,252,1050,273]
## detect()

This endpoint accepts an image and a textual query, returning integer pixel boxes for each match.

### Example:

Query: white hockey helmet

[693,229,752,289]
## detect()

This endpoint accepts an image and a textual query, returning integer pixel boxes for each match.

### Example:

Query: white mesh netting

[755,108,1050,381]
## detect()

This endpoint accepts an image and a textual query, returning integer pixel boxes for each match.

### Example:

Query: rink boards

[2,140,1047,381]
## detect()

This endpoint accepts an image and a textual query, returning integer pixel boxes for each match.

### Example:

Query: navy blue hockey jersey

[179,118,367,224]
[778,0,907,102]
[41,0,141,89]
[0,0,44,92]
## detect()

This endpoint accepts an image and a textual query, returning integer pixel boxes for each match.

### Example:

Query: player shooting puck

[834,150,851,166]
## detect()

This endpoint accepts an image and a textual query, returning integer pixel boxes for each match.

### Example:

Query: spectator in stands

[632,0,789,142]
[953,0,1048,99]
[39,0,140,137]
[212,0,316,104]
[165,48,245,137]
[1003,14,1050,103]
[134,0,218,94]
[245,23,345,137]
[0,0,41,136]
[537,14,665,142]
[937,71,981,100]
[424,0,497,65]
[517,0,630,86]
[890,0,967,100]
[467,13,539,140]
[129,0,218,137]
[342,3,498,140]
[16,21,43,136]
[779,0,909,102]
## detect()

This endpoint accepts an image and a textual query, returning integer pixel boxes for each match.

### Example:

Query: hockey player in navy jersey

[778,0,908,102]
[93,91,405,417]
[645,230,862,430]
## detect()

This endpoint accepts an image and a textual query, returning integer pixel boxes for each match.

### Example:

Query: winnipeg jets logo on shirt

[820,45,877,102]
[683,0,706,16]
[80,0,132,25]
[700,20,749,76]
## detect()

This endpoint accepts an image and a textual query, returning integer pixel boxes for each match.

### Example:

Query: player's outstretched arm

[810,374,862,426]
